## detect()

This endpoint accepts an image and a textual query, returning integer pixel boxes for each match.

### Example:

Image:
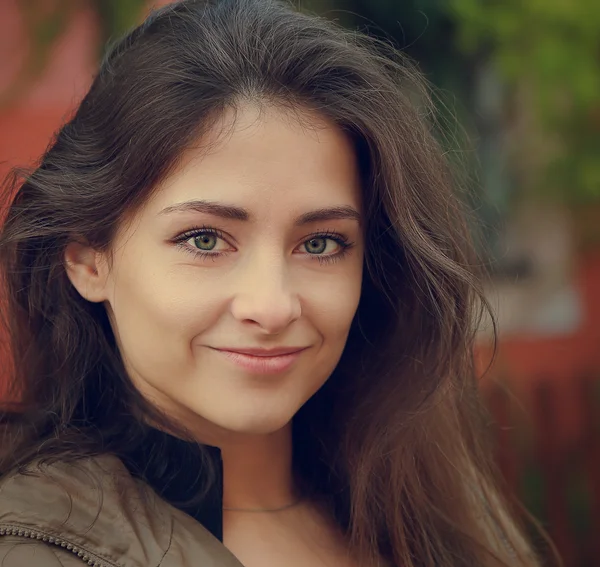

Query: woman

[0,0,547,566]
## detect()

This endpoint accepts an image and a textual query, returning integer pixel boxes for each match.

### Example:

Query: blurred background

[0,0,599,564]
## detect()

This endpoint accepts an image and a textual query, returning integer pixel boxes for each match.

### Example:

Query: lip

[217,346,307,357]
[210,346,308,374]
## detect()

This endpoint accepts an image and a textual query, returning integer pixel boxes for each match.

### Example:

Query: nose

[230,253,301,334]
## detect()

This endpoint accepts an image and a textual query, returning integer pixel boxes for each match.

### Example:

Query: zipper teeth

[0,525,111,567]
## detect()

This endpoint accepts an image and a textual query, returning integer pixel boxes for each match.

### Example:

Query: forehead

[145,104,362,218]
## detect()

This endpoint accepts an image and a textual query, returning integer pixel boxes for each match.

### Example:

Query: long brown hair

[0,1,548,565]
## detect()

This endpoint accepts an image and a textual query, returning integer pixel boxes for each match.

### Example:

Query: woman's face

[78,105,363,439]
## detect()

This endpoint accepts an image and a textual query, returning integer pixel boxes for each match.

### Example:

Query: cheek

[106,262,225,359]
[302,265,363,341]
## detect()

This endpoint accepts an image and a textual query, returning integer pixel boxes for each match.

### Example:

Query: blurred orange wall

[0,0,97,180]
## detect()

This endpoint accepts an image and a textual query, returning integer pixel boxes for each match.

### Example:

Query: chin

[224,416,292,436]
[179,393,309,439]
[205,406,295,436]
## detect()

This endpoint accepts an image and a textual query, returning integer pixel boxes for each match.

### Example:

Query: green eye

[193,234,218,250]
[304,238,327,254]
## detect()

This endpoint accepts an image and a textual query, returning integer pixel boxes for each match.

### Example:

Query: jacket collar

[120,426,224,542]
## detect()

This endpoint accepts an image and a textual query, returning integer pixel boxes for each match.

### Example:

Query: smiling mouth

[215,346,307,356]
[209,346,308,374]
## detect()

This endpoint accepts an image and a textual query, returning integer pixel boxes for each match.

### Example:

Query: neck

[139,399,298,510]
[218,424,296,510]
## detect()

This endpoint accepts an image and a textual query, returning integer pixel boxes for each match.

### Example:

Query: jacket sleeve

[0,537,86,567]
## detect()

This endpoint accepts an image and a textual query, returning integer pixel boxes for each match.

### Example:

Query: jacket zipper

[0,525,113,567]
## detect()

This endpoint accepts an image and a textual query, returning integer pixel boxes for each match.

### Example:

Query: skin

[66,103,364,566]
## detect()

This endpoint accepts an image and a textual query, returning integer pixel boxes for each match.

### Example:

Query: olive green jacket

[0,455,244,566]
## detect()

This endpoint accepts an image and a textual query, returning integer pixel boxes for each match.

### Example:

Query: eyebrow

[159,199,361,225]
[294,206,361,226]
[159,200,249,221]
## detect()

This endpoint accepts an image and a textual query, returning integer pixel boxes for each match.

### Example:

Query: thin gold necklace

[222,499,302,513]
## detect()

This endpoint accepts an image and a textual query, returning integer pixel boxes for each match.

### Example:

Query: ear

[64,241,110,303]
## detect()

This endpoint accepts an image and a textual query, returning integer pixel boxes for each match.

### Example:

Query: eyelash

[172,225,354,265]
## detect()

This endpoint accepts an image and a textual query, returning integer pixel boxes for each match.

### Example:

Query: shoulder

[0,454,140,528]
[0,454,244,567]
[0,454,161,567]
[0,535,86,567]
[0,453,129,503]
[0,453,133,490]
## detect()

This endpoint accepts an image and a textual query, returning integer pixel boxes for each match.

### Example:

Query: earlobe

[64,241,109,303]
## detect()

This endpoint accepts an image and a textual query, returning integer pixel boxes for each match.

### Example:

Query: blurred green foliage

[1,0,146,107]
[449,0,600,204]
[90,0,148,53]
[0,0,73,106]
